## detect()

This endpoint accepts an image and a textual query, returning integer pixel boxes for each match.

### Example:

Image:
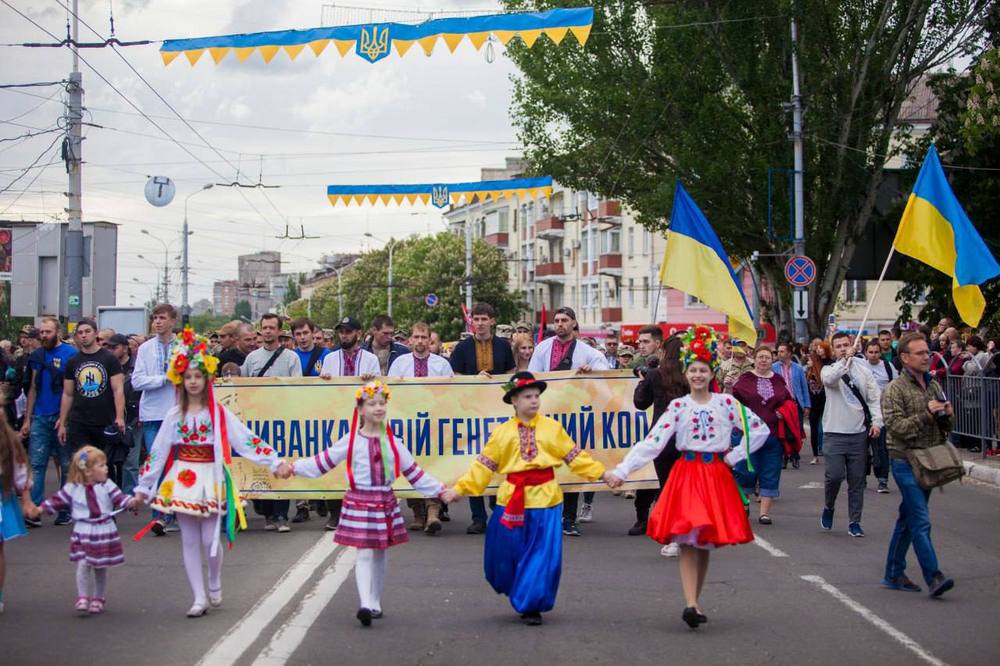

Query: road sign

[784,255,816,287]
[145,176,176,207]
[68,294,81,306]
[425,293,439,307]
[794,290,808,320]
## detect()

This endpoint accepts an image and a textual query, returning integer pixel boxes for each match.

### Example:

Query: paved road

[4,461,999,666]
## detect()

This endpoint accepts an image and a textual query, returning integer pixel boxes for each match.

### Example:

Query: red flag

[536,303,546,344]
[460,303,474,333]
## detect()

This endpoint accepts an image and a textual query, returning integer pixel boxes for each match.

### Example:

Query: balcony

[534,261,566,283]
[535,216,565,240]
[484,232,509,248]
[597,199,622,225]
[598,253,623,276]
[601,307,623,323]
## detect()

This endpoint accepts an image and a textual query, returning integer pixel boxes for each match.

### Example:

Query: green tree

[894,31,1000,329]
[289,232,525,340]
[283,274,302,305]
[503,0,990,336]
[234,300,252,322]
[188,312,232,336]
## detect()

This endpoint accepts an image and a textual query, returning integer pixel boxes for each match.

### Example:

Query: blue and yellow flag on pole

[893,145,1000,327]
[659,183,757,346]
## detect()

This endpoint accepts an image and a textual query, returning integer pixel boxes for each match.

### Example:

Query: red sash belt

[500,468,555,529]
[177,445,215,463]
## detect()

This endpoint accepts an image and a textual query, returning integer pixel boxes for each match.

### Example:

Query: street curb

[963,461,1000,488]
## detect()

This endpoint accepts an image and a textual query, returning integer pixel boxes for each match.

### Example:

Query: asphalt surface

[3,460,999,666]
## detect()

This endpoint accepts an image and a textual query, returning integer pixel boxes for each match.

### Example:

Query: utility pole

[182,184,213,326]
[65,0,84,322]
[464,216,473,310]
[790,16,807,342]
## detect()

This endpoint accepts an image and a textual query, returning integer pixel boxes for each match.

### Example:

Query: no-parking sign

[784,255,816,288]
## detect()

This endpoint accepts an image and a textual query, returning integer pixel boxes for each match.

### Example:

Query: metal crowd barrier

[943,374,1000,458]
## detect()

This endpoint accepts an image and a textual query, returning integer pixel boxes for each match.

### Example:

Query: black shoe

[882,575,922,592]
[928,574,954,598]
[440,505,451,522]
[357,608,373,627]
[291,507,310,523]
[521,612,543,626]
[791,457,801,470]
[151,519,166,536]
[696,610,708,624]
[315,502,328,518]
[466,521,486,535]
[54,513,72,526]
[682,607,701,629]
[627,520,647,536]
[24,516,41,528]
[371,610,383,620]
[562,520,581,537]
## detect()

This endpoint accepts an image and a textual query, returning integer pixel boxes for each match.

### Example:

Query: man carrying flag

[658,182,757,346]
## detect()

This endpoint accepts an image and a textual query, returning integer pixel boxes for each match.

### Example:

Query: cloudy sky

[0,1,520,307]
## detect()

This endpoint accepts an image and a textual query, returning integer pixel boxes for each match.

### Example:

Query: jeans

[28,413,70,510]
[870,431,890,482]
[824,432,868,523]
[143,420,169,523]
[469,495,497,524]
[884,459,941,585]
[121,424,143,494]
[733,436,784,498]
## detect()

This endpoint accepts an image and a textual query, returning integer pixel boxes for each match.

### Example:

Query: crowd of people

[0,301,986,623]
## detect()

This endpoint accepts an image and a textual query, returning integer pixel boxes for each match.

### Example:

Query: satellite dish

[145,176,176,207]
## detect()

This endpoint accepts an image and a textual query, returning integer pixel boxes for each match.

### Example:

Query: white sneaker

[660,543,679,558]
[578,503,594,523]
[624,490,636,499]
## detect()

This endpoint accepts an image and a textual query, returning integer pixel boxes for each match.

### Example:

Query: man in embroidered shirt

[320,318,381,379]
[527,306,609,536]
[820,331,883,538]
[388,322,453,534]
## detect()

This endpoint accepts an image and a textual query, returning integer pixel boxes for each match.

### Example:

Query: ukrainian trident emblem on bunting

[357,25,391,63]
[431,185,450,209]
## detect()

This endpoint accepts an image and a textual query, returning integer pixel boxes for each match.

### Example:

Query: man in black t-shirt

[58,318,125,452]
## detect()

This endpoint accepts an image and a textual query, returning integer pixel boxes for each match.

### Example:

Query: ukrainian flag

[893,145,1000,327]
[659,182,757,346]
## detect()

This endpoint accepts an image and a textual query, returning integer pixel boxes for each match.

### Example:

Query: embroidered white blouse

[293,432,445,497]
[613,393,771,479]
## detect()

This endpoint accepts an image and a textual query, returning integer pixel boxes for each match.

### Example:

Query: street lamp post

[136,249,169,304]
[182,184,214,325]
[364,233,395,317]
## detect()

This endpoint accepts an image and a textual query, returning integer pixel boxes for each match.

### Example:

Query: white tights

[176,513,223,606]
[75,561,108,600]
[354,548,386,612]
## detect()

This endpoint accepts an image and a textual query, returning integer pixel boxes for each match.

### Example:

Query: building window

[685,293,708,309]
[845,280,867,304]
[600,228,620,254]
[570,285,576,311]
[627,227,635,257]
[628,278,635,306]
[605,281,618,306]
[527,202,536,226]
[642,229,651,255]
[642,277,649,308]
[580,229,590,262]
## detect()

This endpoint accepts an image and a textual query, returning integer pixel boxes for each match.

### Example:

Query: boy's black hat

[502,371,548,404]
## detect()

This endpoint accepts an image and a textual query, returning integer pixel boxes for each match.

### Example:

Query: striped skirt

[334,487,408,550]
[70,517,125,568]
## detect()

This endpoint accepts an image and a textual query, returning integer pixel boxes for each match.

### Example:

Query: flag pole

[852,246,896,347]
[652,228,671,322]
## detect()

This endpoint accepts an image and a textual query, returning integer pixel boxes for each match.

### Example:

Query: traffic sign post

[784,255,816,287]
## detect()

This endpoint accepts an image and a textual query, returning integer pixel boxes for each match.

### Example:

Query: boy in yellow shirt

[442,371,615,625]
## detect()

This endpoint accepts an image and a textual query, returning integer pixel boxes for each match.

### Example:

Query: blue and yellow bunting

[160,8,593,66]
[327,176,553,209]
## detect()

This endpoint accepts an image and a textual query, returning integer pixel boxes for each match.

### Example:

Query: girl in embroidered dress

[282,381,446,627]
[133,328,291,617]
[28,446,135,614]
[0,411,33,614]
[607,327,770,629]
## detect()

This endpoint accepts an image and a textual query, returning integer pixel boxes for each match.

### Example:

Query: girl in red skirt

[285,380,446,626]
[607,326,770,629]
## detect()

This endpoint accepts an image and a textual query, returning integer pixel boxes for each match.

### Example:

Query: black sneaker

[627,521,647,536]
[54,513,72,526]
[466,520,486,535]
[877,481,890,494]
[928,574,954,598]
[356,607,372,627]
[882,575,921,592]
[151,519,166,536]
[562,520,581,537]
[24,516,42,528]
[521,612,543,626]
[291,507,310,523]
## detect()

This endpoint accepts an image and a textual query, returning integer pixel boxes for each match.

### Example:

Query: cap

[554,306,577,321]
[513,321,532,331]
[496,324,514,338]
[617,345,635,357]
[335,317,362,332]
[20,326,40,339]
[106,333,129,347]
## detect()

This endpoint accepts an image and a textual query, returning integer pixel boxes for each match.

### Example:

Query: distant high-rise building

[213,279,239,315]
[236,251,282,320]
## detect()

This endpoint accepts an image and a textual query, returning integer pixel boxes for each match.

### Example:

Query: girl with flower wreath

[133,327,291,617]
[606,326,771,629]
[280,380,447,627]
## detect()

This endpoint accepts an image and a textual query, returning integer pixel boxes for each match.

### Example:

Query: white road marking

[753,535,789,557]
[799,481,825,489]
[800,575,948,666]
[251,547,358,666]
[195,534,339,666]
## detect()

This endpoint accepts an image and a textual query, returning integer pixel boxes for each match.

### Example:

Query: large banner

[215,371,659,499]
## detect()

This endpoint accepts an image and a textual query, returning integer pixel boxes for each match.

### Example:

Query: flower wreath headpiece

[355,380,391,404]
[680,325,720,371]
[166,326,220,384]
